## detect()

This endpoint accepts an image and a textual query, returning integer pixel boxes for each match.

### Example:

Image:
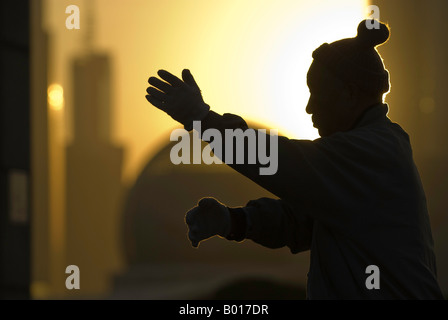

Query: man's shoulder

[307,120,412,163]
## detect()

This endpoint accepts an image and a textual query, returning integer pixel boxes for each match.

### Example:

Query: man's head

[306,19,390,137]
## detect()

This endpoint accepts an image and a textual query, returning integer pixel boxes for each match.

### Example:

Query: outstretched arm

[186,197,313,254]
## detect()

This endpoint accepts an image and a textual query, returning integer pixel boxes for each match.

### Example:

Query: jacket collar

[352,103,390,129]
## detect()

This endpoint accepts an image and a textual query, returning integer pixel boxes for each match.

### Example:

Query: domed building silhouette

[112,128,309,299]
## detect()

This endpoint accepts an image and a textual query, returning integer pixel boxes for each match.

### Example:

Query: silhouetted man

[145,20,444,299]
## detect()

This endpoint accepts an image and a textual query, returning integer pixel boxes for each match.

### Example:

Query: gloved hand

[185,197,231,248]
[146,69,210,131]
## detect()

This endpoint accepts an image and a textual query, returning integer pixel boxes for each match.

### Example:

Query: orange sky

[45,0,368,186]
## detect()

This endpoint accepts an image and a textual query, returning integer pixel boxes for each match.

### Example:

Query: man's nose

[306,97,313,115]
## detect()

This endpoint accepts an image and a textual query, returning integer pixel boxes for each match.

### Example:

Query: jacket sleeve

[241,197,314,254]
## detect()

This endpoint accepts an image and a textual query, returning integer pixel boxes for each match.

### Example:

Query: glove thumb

[182,69,200,90]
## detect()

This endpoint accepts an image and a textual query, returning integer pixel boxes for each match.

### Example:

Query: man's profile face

[306,61,354,137]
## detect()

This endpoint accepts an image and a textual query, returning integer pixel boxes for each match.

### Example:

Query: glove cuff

[225,207,247,242]
[184,103,210,131]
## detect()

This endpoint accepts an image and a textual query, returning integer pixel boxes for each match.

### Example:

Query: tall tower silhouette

[65,1,124,295]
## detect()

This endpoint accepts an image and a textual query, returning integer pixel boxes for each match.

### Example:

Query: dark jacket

[200,103,444,299]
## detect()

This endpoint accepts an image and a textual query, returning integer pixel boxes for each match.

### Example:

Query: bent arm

[228,197,313,254]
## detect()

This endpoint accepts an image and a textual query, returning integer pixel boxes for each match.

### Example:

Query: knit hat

[312,19,390,96]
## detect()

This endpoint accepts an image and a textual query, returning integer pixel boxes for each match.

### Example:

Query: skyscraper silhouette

[66,53,124,295]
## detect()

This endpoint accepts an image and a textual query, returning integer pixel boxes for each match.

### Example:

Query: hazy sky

[45,0,368,186]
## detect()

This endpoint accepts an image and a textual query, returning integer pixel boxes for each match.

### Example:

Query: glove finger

[148,76,172,93]
[182,69,200,90]
[146,87,167,101]
[145,95,168,112]
[185,207,199,226]
[158,70,184,87]
[188,230,200,248]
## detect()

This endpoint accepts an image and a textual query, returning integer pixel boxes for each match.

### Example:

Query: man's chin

[317,127,331,137]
